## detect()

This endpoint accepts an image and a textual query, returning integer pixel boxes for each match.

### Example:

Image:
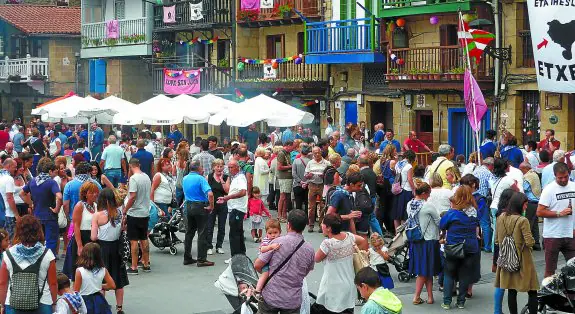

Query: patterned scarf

[62,292,83,312]
[0,169,9,176]
[75,174,90,184]
[11,242,45,265]
[83,201,96,214]
[35,172,51,185]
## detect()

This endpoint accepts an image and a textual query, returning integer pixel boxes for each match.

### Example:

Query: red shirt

[537,139,561,152]
[0,131,9,150]
[403,138,426,153]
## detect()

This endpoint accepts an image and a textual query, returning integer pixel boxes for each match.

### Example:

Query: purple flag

[241,0,260,10]
[464,69,488,132]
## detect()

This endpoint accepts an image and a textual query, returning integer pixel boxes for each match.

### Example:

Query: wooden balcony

[236,62,327,91]
[81,17,151,58]
[152,66,232,95]
[385,45,495,90]
[154,0,231,31]
[379,0,472,18]
[305,17,385,64]
[0,55,49,83]
[237,0,321,27]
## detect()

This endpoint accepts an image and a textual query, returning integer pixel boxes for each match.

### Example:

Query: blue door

[345,101,358,125]
[448,108,491,158]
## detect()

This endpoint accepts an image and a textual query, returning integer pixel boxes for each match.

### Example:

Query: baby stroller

[148,207,183,255]
[521,258,575,314]
[386,223,412,283]
[215,255,260,314]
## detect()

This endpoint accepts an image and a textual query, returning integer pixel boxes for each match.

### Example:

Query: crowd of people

[0,116,574,314]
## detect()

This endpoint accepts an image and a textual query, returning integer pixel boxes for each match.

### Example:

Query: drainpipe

[492,0,500,130]
[231,0,237,140]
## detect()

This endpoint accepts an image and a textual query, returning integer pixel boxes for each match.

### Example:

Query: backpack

[323,165,337,186]
[324,185,342,212]
[405,201,424,242]
[497,216,522,273]
[6,248,49,311]
[354,188,373,215]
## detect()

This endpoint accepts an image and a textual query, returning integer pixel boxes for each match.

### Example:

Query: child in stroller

[385,223,412,283]
[148,205,183,255]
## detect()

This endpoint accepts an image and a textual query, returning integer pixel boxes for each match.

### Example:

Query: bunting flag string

[177,36,219,46]
[164,68,203,78]
[240,54,303,65]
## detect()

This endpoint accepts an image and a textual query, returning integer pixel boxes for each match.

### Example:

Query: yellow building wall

[48,38,80,96]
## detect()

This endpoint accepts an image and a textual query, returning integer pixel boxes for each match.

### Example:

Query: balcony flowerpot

[282,12,291,19]
[432,74,441,80]
[420,74,429,80]
[30,74,46,81]
[400,75,408,80]
[456,74,463,80]
[386,74,396,80]
[7,75,21,82]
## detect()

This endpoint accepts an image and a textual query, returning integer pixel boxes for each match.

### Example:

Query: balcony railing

[379,0,471,17]
[238,62,326,81]
[82,17,149,48]
[153,66,232,95]
[386,45,494,80]
[0,55,49,82]
[154,0,231,30]
[238,0,320,23]
[519,30,534,68]
[306,17,381,54]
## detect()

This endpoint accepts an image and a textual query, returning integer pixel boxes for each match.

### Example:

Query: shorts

[278,179,293,194]
[127,216,150,241]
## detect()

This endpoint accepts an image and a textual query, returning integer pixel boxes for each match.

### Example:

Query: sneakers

[441,303,450,310]
[137,261,144,269]
[216,248,225,254]
[197,260,215,267]
[142,265,151,273]
[127,268,139,275]
[308,227,314,233]
[207,249,214,255]
[224,258,231,264]
[456,303,465,309]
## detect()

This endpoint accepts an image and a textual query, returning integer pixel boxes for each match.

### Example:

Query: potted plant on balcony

[407,68,418,80]
[7,74,21,82]
[217,59,230,68]
[386,68,399,80]
[273,3,293,19]
[418,68,429,80]
[429,68,441,80]
[450,67,465,80]
[237,9,259,22]
[29,73,46,81]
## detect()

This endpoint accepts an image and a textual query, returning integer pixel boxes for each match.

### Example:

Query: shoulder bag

[261,239,305,290]
[444,240,466,260]
[391,164,404,195]
[353,243,369,274]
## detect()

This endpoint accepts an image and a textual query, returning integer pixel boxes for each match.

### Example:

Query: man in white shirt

[0,142,18,160]
[537,162,575,277]
[100,135,125,188]
[220,159,247,262]
[542,150,566,189]
[304,147,331,232]
[0,159,20,238]
[507,164,524,193]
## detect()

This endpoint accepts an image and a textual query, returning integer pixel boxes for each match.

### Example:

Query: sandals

[413,298,425,305]
[117,305,124,314]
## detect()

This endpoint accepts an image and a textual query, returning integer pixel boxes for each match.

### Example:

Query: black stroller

[386,223,412,282]
[148,207,183,255]
[521,258,575,313]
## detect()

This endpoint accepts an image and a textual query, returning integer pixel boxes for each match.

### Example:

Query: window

[520,3,534,67]
[266,35,284,59]
[339,0,356,20]
[216,40,230,67]
[520,90,540,143]
[297,32,304,55]
[142,1,147,17]
[84,0,104,23]
[0,36,3,56]
[115,0,125,20]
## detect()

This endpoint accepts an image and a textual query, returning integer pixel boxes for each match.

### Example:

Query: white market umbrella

[224,94,314,127]
[171,94,211,123]
[198,93,236,114]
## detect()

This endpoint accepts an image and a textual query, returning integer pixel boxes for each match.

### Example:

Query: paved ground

[56,220,564,314]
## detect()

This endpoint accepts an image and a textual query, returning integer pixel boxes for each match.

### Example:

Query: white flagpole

[459,11,482,163]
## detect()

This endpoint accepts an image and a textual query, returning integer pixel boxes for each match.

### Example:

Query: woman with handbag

[407,180,441,305]
[392,150,416,231]
[91,188,129,314]
[439,185,480,310]
[494,193,538,314]
[151,158,176,218]
[376,145,397,234]
[315,213,368,313]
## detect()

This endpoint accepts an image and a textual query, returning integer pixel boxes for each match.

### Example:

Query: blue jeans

[104,169,122,188]
[479,217,492,252]
[443,254,475,306]
[5,304,52,314]
[494,288,505,314]
[4,217,15,240]
[41,219,59,256]
[491,208,498,250]
[176,187,184,207]
[91,145,102,162]
[369,213,383,236]
[156,203,170,218]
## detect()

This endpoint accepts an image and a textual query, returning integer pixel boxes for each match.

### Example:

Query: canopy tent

[34,91,76,109]
[213,94,314,127]
[34,96,121,124]
[114,94,211,125]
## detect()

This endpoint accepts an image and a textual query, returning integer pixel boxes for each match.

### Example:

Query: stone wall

[48,38,80,96]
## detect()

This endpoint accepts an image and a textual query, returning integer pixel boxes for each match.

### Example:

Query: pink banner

[464,69,487,132]
[163,69,201,95]
[106,20,119,39]
[241,0,259,10]
[163,6,176,23]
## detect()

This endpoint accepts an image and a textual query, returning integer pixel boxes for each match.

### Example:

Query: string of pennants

[164,68,203,78]
[239,54,304,65]
[177,36,219,46]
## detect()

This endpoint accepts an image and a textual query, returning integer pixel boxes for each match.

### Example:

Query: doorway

[416,110,433,150]
[448,108,491,158]
[369,102,393,132]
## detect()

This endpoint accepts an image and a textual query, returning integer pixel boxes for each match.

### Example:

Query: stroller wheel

[398,272,410,283]
[158,247,165,251]
[520,304,546,314]
[169,246,177,255]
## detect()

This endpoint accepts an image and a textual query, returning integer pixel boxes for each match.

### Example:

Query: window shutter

[351,0,356,19]
[95,59,107,94]
[340,0,348,20]
[89,60,96,93]
[115,0,125,20]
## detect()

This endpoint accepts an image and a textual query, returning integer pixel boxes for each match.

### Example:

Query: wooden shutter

[94,59,107,93]
[297,32,304,54]
[440,24,457,46]
[89,60,96,93]
[351,0,356,19]
[340,0,348,20]
[266,36,274,58]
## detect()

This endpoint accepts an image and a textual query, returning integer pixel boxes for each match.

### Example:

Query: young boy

[54,273,87,314]
[355,267,402,314]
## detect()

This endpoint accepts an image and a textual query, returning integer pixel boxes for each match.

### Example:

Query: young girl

[255,219,282,294]
[55,273,87,314]
[248,186,272,242]
[368,233,394,289]
[74,242,116,314]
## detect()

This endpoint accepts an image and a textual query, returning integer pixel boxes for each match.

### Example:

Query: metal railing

[250,0,320,20]
[382,0,460,8]
[237,62,326,81]
[387,45,494,79]
[305,17,380,54]
[0,55,49,81]
[152,66,232,94]
[519,30,534,68]
[154,0,231,29]
[82,17,149,47]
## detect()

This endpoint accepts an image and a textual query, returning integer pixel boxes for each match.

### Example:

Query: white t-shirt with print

[539,181,575,239]
[3,247,56,306]
[489,175,516,210]
[0,175,16,217]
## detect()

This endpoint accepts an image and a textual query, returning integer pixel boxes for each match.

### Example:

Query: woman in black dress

[206,159,229,255]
